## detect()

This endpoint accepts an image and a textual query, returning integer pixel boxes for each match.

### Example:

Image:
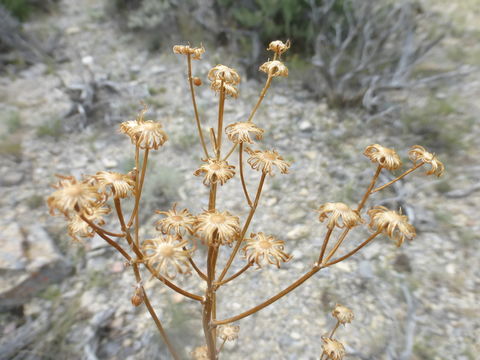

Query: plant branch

[246,76,272,123]
[317,227,333,265]
[214,260,253,287]
[239,143,252,207]
[371,163,424,193]
[324,231,381,267]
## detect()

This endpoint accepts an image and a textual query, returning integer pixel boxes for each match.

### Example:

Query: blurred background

[0,0,479,359]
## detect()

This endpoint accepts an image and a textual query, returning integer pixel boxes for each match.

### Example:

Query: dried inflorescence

[47,39,446,360]
[317,202,363,229]
[368,206,416,246]
[243,232,291,268]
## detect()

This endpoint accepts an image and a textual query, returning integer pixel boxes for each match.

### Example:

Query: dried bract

[409,145,444,177]
[210,80,239,98]
[172,44,205,60]
[93,171,135,199]
[259,60,289,77]
[245,147,290,176]
[332,304,354,325]
[267,40,291,57]
[191,345,209,360]
[243,232,291,268]
[120,120,168,150]
[142,235,192,279]
[225,122,264,144]
[67,204,110,242]
[317,202,363,229]
[195,210,240,246]
[194,158,236,186]
[364,144,401,171]
[217,324,240,341]
[208,64,240,85]
[368,206,416,247]
[48,175,103,216]
[156,204,196,235]
[322,337,345,360]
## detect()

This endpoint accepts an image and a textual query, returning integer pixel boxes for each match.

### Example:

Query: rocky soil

[0,0,479,359]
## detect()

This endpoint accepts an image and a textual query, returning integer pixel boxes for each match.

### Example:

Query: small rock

[287,225,310,240]
[299,121,312,131]
[102,158,118,169]
[1,171,24,186]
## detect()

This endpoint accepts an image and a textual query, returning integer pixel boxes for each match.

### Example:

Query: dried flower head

[131,287,144,307]
[368,206,416,246]
[225,122,264,144]
[364,144,402,171]
[409,145,445,177]
[245,147,290,176]
[172,44,205,60]
[210,79,239,98]
[195,210,240,246]
[120,106,168,150]
[259,60,289,77]
[267,40,291,57]
[93,171,135,199]
[208,64,240,85]
[48,175,103,216]
[317,202,363,229]
[156,204,196,235]
[243,232,291,268]
[194,158,236,186]
[322,337,345,360]
[67,204,110,242]
[142,235,192,279]
[217,324,240,342]
[191,345,209,360]
[332,304,354,325]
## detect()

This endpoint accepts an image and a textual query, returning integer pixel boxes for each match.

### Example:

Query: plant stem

[317,227,333,265]
[239,143,252,206]
[324,231,381,267]
[187,54,209,158]
[217,173,266,283]
[132,264,181,360]
[216,81,226,159]
[371,163,424,194]
[246,76,272,123]
[128,148,150,229]
[222,143,237,161]
[214,261,253,287]
[357,165,382,211]
[184,246,207,280]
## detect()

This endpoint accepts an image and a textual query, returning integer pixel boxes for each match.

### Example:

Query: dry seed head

[409,145,445,177]
[193,158,236,186]
[156,203,196,235]
[208,64,240,85]
[368,206,416,247]
[142,235,192,279]
[243,232,292,268]
[245,147,290,176]
[210,79,239,98]
[93,171,135,199]
[259,60,289,77]
[48,175,104,217]
[131,287,144,307]
[217,324,240,341]
[67,204,110,242]
[364,144,402,171]
[322,337,346,360]
[172,44,205,60]
[332,304,354,325]
[195,210,240,246]
[120,119,168,150]
[267,40,291,57]
[317,202,363,229]
[225,121,264,144]
[191,345,209,360]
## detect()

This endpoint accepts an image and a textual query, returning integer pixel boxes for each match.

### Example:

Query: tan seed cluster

[194,158,236,186]
[172,45,205,60]
[317,202,363,229]
[364,144,402,171]
[156,203,196,235]
[217,324,240,341]
[409,145,445,177]
[195,210,240,246]
[368,206,416,246]
[243,232,291,268]
[322,337,345,360]
[332,304,354,325]
[245,147,290,176]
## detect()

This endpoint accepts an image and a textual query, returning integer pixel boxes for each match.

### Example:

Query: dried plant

[47,40,444,359]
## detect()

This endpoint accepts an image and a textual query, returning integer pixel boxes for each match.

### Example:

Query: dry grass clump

[47,40,444,359]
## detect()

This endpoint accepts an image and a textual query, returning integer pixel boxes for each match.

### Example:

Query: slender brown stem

[214,265,322,326]
[80,215,131,261]
[185,247,207,280]
[187,54,209,158]
[203,246,217,360]
[217,338,227,355]
[320,321,340,360]
[216,83,226,159]
[239,143,252,207]
[132,264,181,360]
[246,76,273,123]
[317,227,333,265]
[217,173,266,283]
[223,143,237,161]
[214,261,253,287]
[322,228,350,265]
[128,148,150,228]
[371,163,424,194]
[357,165,382,211]
[80,214,124,238]
[324,232,380,267]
